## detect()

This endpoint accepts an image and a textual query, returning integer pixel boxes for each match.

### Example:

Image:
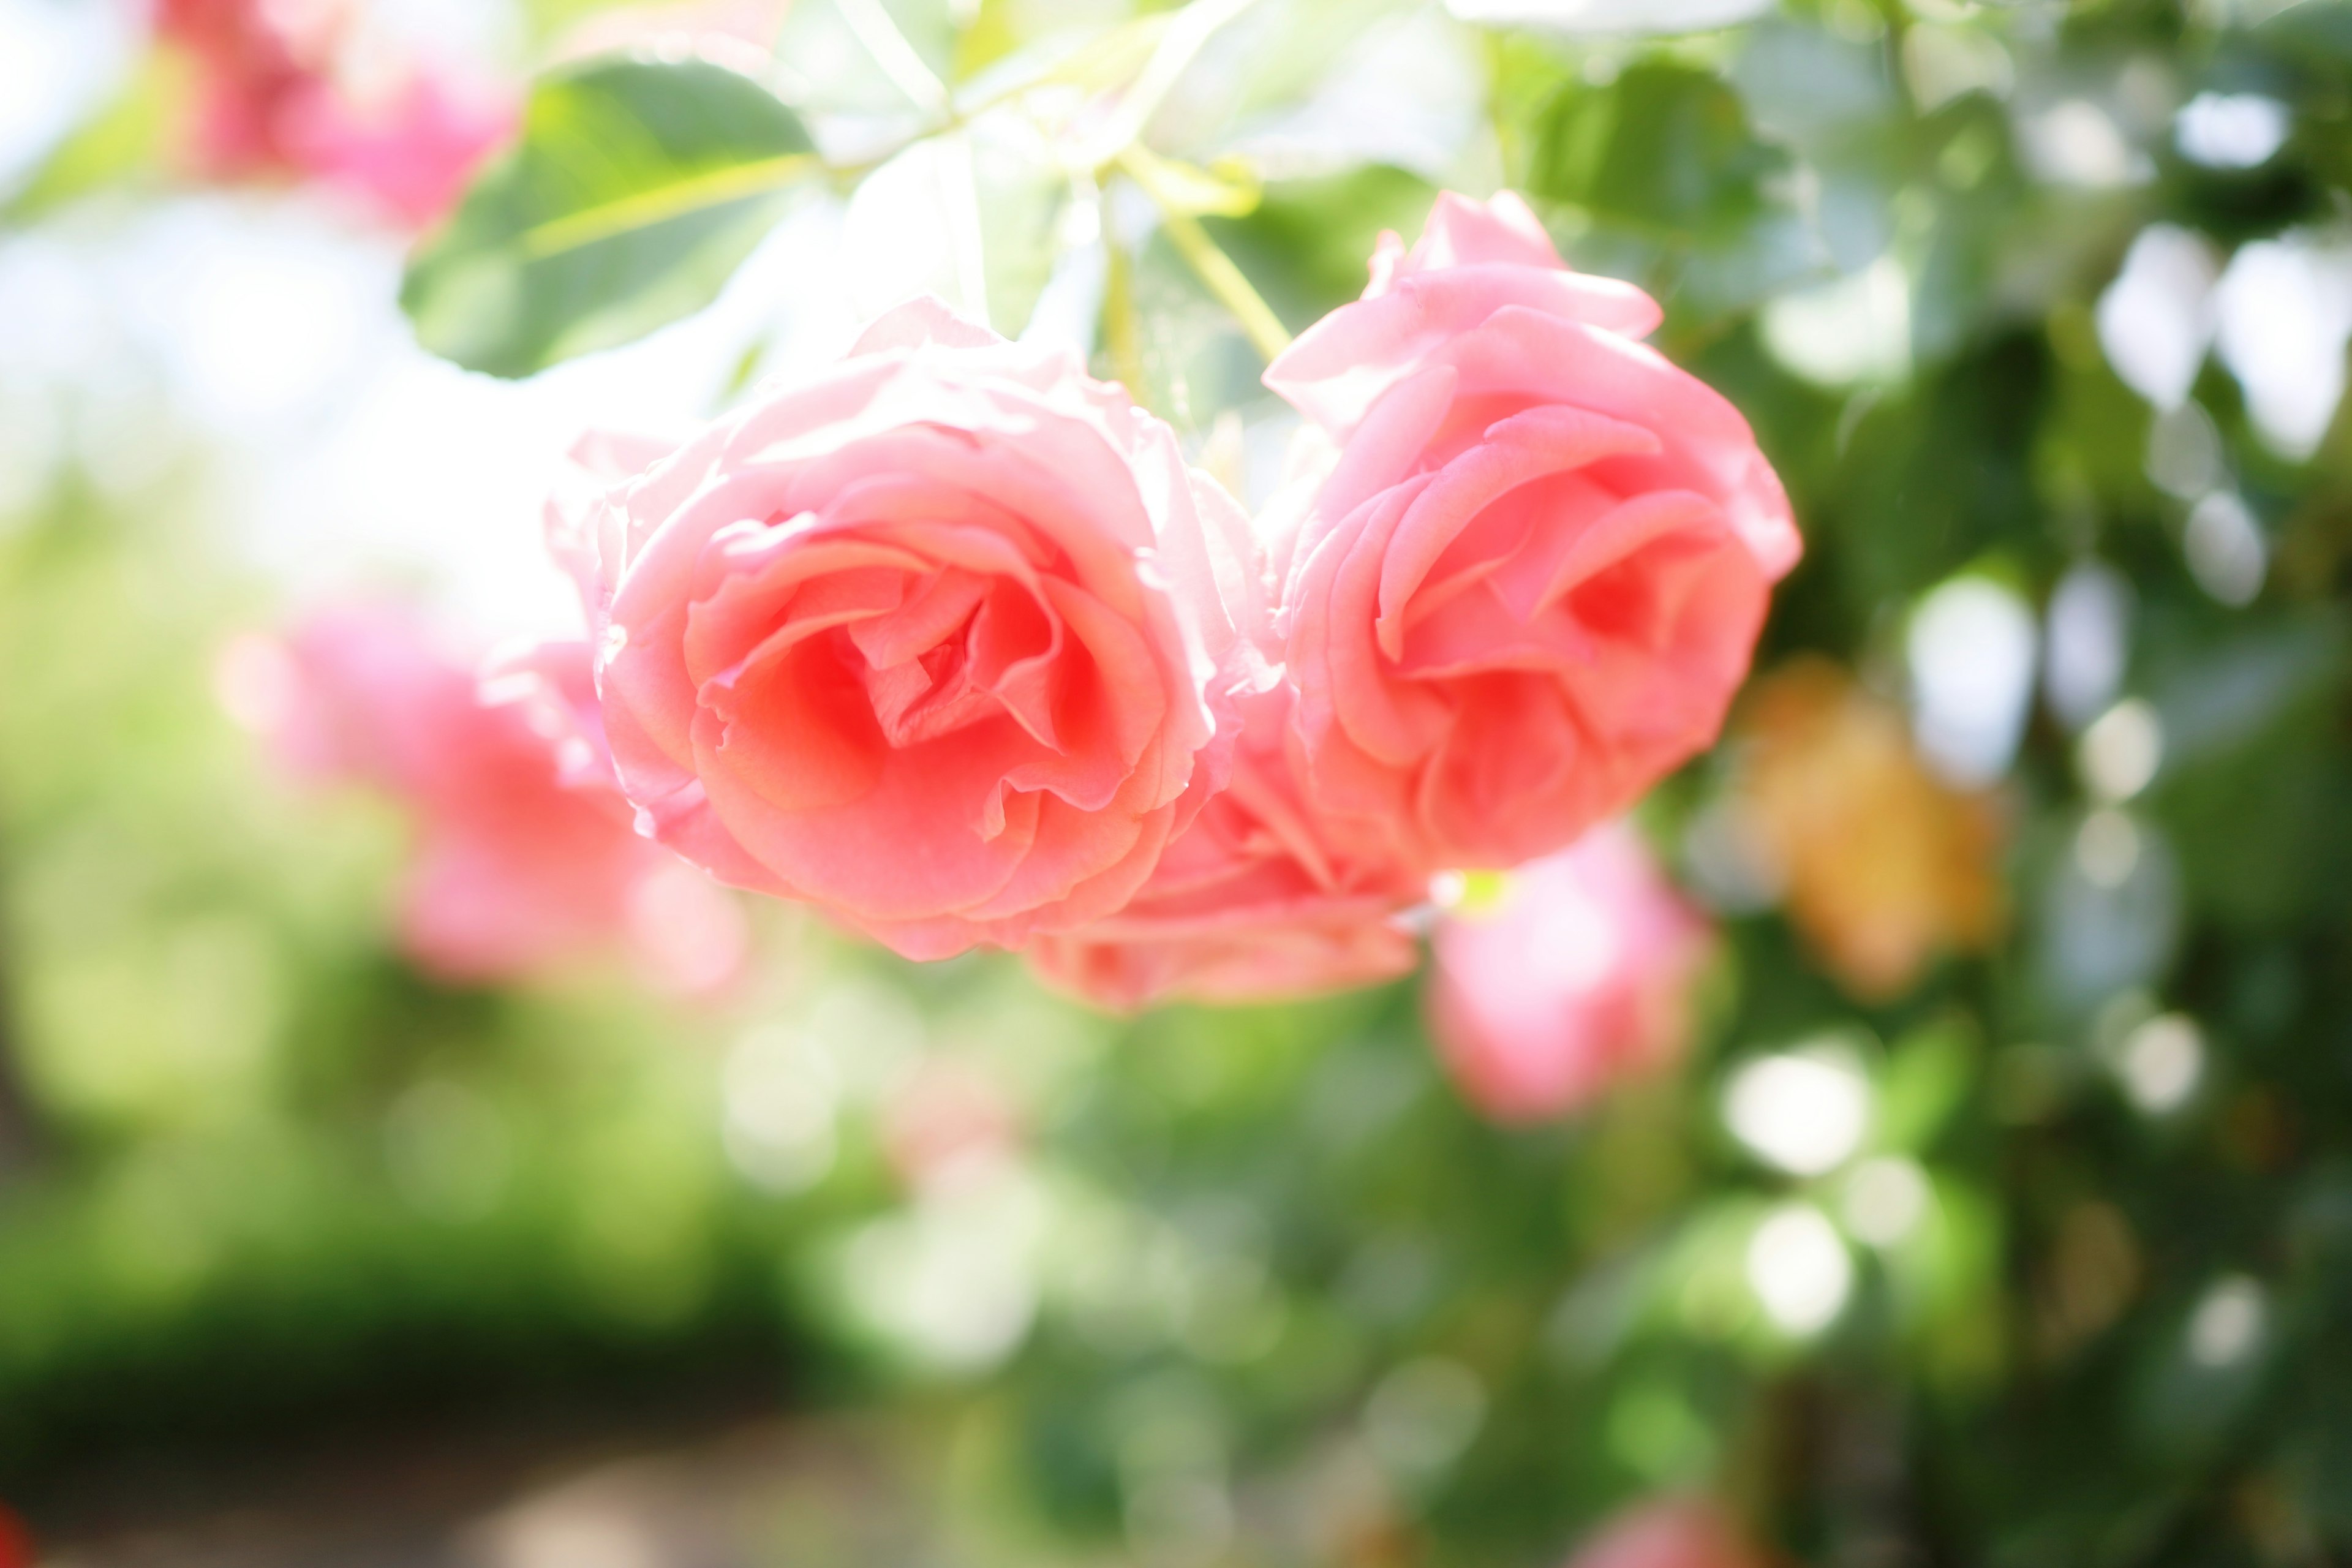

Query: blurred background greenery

[3,0,2352,1562]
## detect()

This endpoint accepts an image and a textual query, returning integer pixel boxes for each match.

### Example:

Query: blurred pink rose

[1428,823,1709,1122]
[1566,1499,1767,1568]
[882,1058,1019,1194]
[239,606,744,989]
[1025,683,1425,1009]
[552,297,1266,961]
[0,1501,31,1568]
[1267,190,1800,873]
[155,0,323,173]
[153,0,514,227]
[281,71,517,228]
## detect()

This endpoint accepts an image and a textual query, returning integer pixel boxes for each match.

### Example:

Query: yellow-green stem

[1102,237,1152,407]
[1118,151,1291,364]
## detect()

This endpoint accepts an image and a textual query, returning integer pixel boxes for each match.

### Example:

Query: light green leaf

[401,58,818,379]
[2,54,181,225]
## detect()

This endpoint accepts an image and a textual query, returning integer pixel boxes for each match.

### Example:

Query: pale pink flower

[1566,1499,1768,1568]
[551,296,1266,962]
[1267,191,1801,873]
[244,606,744,989]
[1428,823,1709,1122]
[280,69,516,228]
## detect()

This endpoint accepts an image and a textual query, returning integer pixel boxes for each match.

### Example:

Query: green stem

[1102,236,1152,407]
[1118,148,1292,364]
[835,0,952,118]
[0,858,45,1174]
[1088,0,1266,164]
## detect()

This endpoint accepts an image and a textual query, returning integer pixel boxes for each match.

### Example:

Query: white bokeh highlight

[2097,224,2218,410]
[1442,0,1773,34]
[2214,232,2352,461]
[2114,1012,2204,1115]
[2174,92,2290,170]
[2044,562,2135,731]
[1761,256,1913,389]
[1725,1048,1872,1178]
[1909,576,2038,788]
[0,0,137,191]
[1747,1205,1853,1336]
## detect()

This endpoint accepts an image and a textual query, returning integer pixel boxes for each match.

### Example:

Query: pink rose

[555,297,1265,960]
[1025,683,1425,1009]
[282,70,517,229]
[153,0,513,228]
[1564,1500,1767,1568]
[155,0,323,175]
[239,606,744,988]
[1267,191,1801,872]
[1428,823,1709,1123]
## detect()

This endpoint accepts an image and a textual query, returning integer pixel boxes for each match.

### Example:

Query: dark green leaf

[401,58,817,378]
[1527,62,1782,240]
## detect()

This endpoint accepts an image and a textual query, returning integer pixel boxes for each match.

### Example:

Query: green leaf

[401,58,818,379]
[2,54,180,225]
[1528,62,1782,240]
[1877,1020,1977,1154]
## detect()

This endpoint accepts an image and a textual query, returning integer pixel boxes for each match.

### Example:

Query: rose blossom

[552,297,1265,961]
[1267,190,1801,873]
[240,606,744,988]
[155,0,325,175]
[1428,823,1709,1122]
[1565,1499,1766,1568]
[153,0,514,228]
[1025,682,1426,1009]
[280,70,518,229]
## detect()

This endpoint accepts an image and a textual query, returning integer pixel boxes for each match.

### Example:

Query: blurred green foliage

[7,0,2352,1563]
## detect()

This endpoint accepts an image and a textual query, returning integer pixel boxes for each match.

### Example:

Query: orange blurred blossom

[1727,658,2005,1001]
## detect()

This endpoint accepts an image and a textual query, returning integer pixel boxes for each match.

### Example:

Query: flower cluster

[544,193,1798,1009]
[251,192,1795,1031]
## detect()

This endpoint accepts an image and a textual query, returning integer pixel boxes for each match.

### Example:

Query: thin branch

[1085,0,1264,167]
[0,888,46,1177]
[1102,233,1150,405]
[938,130,992,326]
[834,0,952,119]
[1118,148,1292,364]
